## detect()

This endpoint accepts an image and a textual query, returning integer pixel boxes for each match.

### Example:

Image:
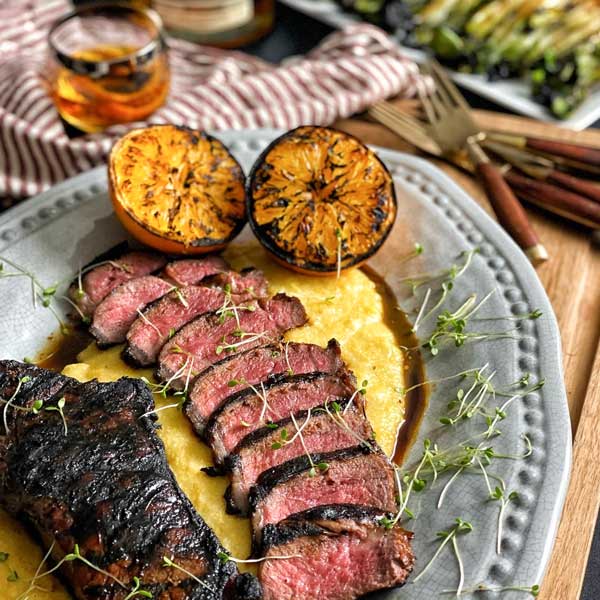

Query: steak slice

[157,293,308,390]
[0,360,250,599]
[202,268,269,297]
[90,275,173,347]
[68,248,167,318]
[225,399,374,515]
[124,269,267,367]
[164,256,229,286]
[250,446,397,537]
[187,339,344,437]
[205,371,356,465]
[257,505,414,600]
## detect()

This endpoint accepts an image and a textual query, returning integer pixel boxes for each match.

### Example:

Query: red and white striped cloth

[0,0,424,202]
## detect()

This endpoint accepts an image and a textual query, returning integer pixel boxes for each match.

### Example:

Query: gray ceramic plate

[0,129,570,599]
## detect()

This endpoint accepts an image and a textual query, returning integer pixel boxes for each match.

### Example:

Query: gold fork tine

[416,72,439,125]
[372,103,427,139]
[420,63,450,121]
[425,62,455,113]
[429,60,471,114]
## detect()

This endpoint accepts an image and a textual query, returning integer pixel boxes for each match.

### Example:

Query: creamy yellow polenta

[1,240,406,599]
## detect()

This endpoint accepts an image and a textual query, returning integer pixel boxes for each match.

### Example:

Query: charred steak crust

[258,504,398,552]
[224,396,362,467]
[0,361,244,599]
[186,339,344,437]
[249,445,375,508]
[157,293,309,390]
[257,505,415,600]
[68,245,168,318]
[203,370,356,449]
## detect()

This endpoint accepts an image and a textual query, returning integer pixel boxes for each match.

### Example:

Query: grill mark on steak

[90,275,173,347]
[157,293,308,391]
[68,247,167,318]
[164,256,229,286]
[250,446,397,537]
[0,360,246,599]
[186,339,344,437]
[205,371,356,465]
[224,399,374,515]
[257,505,414,600]
[124,270,266,368]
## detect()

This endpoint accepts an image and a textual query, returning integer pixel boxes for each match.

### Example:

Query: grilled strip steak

[250,446,396,537]
[202,268,269,297]
[90,275,173,347]
[225,400,374,515]
[0,360,247,600]
[164,256,229,286]
[68,249,167,318]
[187,339,344,437]
[157,293,308,390]
[258,505,414,600]
[124,269,267,367]
[205,371,356,465]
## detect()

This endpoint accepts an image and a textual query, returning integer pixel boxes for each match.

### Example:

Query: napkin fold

[0,0,424,202]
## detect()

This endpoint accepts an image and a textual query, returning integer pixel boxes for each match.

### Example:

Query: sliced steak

[164,256,229,286]
[187,339,344,436]
[90,275,173,347]
[205,371,356,464]
[0,360,247,599]
[68,249,167,318]
[124,269,267,367]
[202,267,269,297]
[225,399,374,515]
[258,505,414,600]
[157,293,308,390]
[250,446,397,536]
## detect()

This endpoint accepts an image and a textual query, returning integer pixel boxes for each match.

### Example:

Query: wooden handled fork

[416,60,548,266]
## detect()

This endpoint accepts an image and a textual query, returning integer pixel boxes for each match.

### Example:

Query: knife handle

[546,170,600,204]
[526,137,600,167]
[505,170,600,229]
[476,162,548,265]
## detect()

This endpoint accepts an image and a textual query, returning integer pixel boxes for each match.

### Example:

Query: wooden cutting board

[334,104,600,600]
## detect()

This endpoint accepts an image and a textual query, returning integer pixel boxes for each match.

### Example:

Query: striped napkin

[0,1,424,203]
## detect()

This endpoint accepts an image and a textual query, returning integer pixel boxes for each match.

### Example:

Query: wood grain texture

[334,105,600,600]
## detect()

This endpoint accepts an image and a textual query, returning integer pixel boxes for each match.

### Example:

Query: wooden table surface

[335,105,600,600]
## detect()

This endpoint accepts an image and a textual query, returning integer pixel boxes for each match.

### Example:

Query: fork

[417,60,548,266]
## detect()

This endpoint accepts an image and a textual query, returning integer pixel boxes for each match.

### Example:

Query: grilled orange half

[109,125,246,255]
[247,126,397,274]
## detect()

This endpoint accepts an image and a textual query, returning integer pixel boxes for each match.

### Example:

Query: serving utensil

[415,60,548,265]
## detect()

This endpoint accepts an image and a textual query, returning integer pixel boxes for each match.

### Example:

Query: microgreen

[413,518,473,595]
[335,227,342,280]
[173,287,189,308]
[342,379,368,414]
[397,242,424,267]
[215,331,267,355]
[123,577,153,599]
[288,411,328,477]
[162,556,214,592]
[443,583,540,597]
[136,308,162,337]
[0,552,8,562]
[216,551,301,565]
[284,341,294,376]
[44,397,68,436]
[7,569,18,582]
[0,256,70,334]
[1,376,31,434]
[400,248,478,293]
[323,400,374,452]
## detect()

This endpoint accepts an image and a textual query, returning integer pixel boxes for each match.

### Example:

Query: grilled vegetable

[246,126,397,275]
[109,125,246,254]
[336,0,600,118]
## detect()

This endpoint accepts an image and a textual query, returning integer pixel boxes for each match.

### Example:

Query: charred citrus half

[247,126,397,274]
[109,125,246,255]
